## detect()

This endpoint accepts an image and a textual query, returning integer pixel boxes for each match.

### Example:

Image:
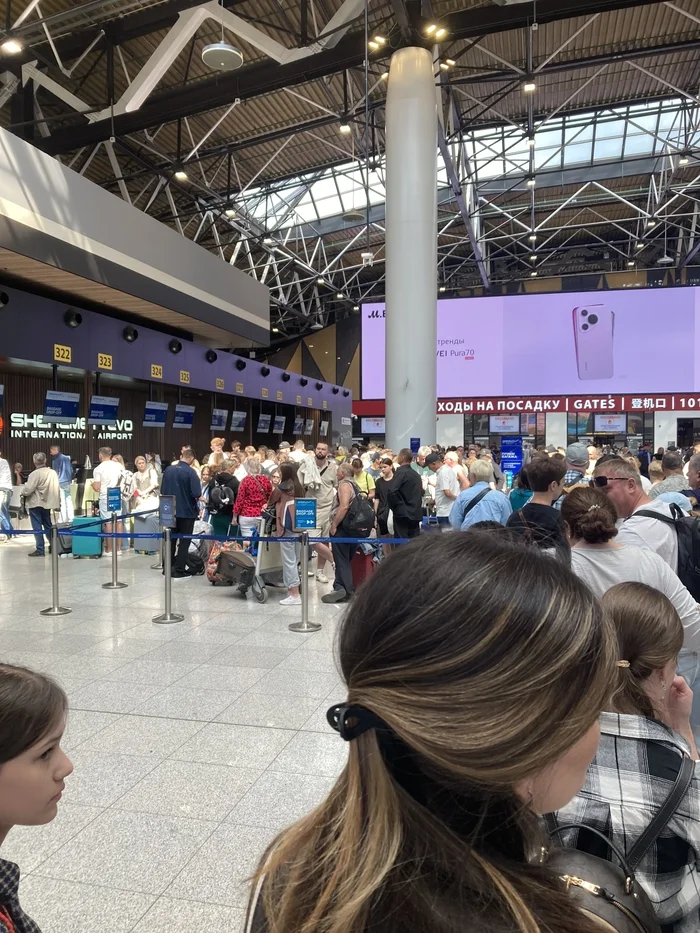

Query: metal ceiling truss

[5,0,700,339]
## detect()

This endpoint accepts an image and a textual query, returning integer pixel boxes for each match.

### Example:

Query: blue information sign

[88,395,119,425]
[106,487,122,514]
[210,408,228,431]
[43,390,80,424]
[173,405,195,429]
[500,436,524,483]
[143,401,168,428]
[159,495,176,528]
[410,437,420,455]
[294,498,317,531]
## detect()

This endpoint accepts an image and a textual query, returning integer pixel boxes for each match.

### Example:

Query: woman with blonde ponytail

[247,530,620,933]
[552,582,700,933]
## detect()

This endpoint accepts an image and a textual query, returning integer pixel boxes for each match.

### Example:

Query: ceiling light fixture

[353,305,360,311]
[439,286,446,293]
[339,122,352,134]
[381,71,389,79]
[647,219,656,228]
[526,176,536,188]
[368,40,379,50]
[374,35,385,44]
[445,58,455,66]
[225,207,236,217]
[439,62,449,71]
[435,27,447,38]
[174,168,188,181]
[627,260,635,267]
[336,292,344,299]
[528,135,536,147]
[263,236,275,245]
[530,271,538,277]
[425,24,437,35]
[522,81,536,93]
[530,254,537,261]
[272,327,279,333]
[317,277,325,285]
[679,151,691,166]
[1,38,23,54]
[636,241,644,249]
[529,233,537,242]
[201,40,243,71]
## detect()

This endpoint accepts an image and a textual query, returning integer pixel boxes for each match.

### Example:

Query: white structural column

[385,47,438,450]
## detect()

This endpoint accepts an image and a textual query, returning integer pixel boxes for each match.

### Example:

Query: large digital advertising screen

[361,288,700,399]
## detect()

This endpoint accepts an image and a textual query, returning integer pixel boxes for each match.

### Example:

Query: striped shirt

[550,712,700,933]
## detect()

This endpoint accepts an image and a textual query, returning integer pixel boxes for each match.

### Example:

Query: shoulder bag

[544,754,695,932]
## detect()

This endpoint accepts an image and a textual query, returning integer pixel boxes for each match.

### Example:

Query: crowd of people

[4,435,700,931]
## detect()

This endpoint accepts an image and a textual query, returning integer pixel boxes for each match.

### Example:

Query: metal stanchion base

[102,581,128,589]
[152,611,185,625]
[40,606,71,616]
[288,618,322,633]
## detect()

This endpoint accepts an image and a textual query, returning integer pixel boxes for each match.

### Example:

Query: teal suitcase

[71,516,103,558]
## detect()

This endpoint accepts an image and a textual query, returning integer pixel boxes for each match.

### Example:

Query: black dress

[375,474,394,536]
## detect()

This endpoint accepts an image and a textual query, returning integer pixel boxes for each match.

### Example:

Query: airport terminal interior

[5,0,700,930]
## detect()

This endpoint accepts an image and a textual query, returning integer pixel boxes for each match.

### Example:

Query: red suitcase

[351,550,376,589]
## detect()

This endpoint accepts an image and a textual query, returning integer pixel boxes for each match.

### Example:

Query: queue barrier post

[288,531,321,634]
[153,527,184,625]
[40,524,71,616]
[102,512,128,590]
[151,534,164,571]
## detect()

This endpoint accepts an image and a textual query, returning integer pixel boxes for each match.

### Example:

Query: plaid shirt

[550,713,700,933]
[0,858,42,932]
[554,470,590,510]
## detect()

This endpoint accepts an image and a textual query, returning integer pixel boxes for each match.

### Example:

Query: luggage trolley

[211,517,286,604]
[247,518,285,603]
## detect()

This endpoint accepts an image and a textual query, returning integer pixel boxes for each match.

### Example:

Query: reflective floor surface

[0,535,347,933]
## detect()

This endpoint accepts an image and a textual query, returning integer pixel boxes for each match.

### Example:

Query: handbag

[544,754,695,932]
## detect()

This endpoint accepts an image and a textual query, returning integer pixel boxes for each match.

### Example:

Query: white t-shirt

[616,498,678,571]
[92,460,123,502]
[570,544,700,652]
[639,474,652,493]
[434,464,460,517]
[290,450,306,463]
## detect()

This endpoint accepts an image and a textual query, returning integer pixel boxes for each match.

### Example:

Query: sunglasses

[592,475,628,488]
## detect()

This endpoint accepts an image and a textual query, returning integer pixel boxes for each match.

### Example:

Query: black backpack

[342,481,375,538]
[209,479,233,516]
[636,503,700,599]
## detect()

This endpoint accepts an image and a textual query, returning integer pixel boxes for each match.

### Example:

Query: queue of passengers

[4,517,700,931]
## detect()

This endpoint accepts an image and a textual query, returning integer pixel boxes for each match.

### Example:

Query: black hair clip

[326,704,387,741]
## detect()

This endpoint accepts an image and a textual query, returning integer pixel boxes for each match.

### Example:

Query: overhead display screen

[361,288,700,399]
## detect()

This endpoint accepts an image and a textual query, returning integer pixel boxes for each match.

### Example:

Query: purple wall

[0,284,352,446]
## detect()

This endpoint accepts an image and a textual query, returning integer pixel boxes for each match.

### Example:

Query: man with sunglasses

[593,457,678,571]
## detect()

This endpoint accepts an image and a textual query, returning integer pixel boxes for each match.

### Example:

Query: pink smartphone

[572,304,615,380]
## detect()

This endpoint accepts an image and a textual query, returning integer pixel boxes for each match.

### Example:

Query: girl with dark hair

[247,531,619,933]
[267,462,304,606]
[0,664,73,933]
[552,583,700,932]
[562,486,700,649]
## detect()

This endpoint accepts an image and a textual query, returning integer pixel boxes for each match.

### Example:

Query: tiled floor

[0,535,348,933]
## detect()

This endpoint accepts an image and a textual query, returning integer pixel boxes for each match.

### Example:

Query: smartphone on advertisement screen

[572,304,615,381]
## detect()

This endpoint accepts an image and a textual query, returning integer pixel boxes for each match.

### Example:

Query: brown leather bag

[545,754,694,932]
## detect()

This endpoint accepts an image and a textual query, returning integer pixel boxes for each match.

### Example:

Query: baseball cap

[369,452,381,462]
[425,453,443,466]
[565,442,589,467]
[278,441,291,449]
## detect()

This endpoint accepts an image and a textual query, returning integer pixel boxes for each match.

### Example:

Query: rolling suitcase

[71,515,102,558]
